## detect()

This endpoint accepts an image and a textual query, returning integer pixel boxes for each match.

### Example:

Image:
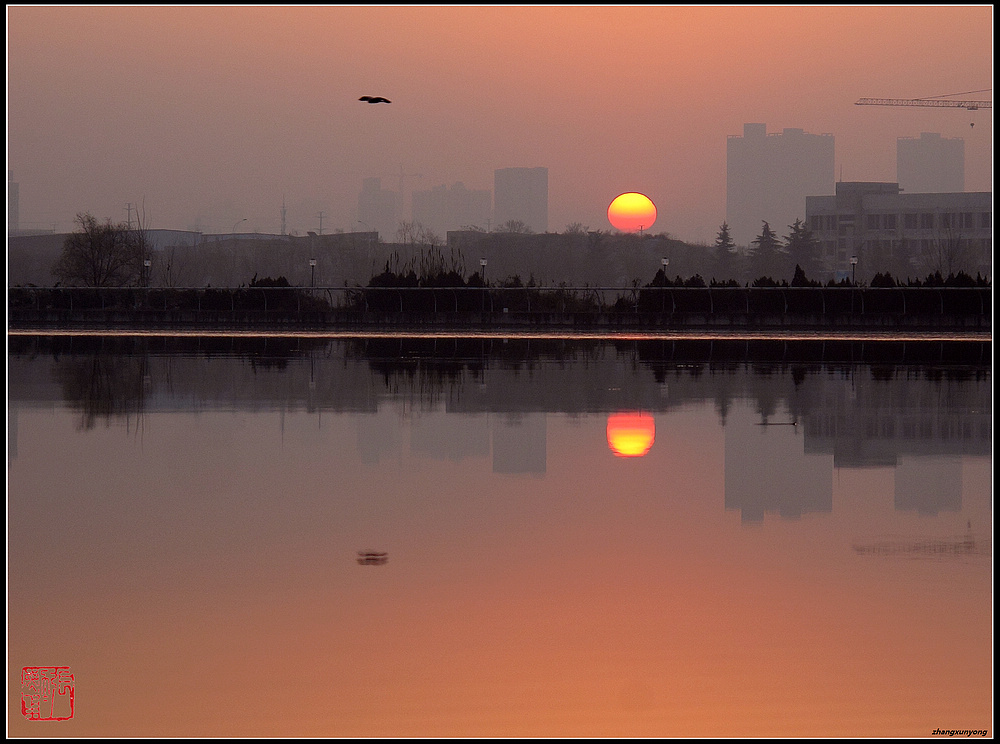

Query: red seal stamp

[21,667,75,720]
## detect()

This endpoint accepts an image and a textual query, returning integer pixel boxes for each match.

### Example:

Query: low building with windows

[806,182,991,282]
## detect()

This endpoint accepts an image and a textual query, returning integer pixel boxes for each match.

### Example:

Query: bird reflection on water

[357,551,389,566]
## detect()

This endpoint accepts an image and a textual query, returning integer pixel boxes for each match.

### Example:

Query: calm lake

[7,333,992,737]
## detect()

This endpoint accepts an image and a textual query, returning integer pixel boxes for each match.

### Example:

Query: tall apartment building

[411,182,492,238]
[806,181,991,281]
[726,124,835,248]
[357,177,399,240]
[897,132,964,194]
[493,167,548,233]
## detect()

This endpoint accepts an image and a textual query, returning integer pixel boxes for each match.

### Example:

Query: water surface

[8,334,992,737]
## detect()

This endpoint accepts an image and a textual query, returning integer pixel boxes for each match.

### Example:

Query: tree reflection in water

[54,353,149,431]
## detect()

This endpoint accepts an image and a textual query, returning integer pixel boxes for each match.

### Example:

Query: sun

[607,192,657,232]
[606,412,656,458]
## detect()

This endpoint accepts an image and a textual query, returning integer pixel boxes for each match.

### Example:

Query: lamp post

[309,258,317,288]
[850,255,858,286]
[143,258,151,288]
[661,257,669,312]
[480,258,488,313]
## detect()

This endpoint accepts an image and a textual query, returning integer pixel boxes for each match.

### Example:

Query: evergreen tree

[713,221,736,282]
[783,218,822,282]
[749,221,785,281]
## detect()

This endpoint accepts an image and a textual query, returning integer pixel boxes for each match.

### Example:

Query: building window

[904,213,919,229]
[825,215,837,231]
[866,214,880,230]
[961,212,974,229]
[810,215,822,231]
[884,214,896,230]
[920,213,934,229]
[981,213,991,229]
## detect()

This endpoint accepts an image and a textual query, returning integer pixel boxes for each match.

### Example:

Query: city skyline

[7,6,993,243]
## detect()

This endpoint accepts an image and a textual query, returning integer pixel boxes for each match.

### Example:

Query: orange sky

[6,5,993,242]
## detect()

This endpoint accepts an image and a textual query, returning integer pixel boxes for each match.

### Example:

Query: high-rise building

[493,167,548,233]
[897,132,964,194]
[726,124,835,248]
[357,177,398,240]
[411,182,491,238]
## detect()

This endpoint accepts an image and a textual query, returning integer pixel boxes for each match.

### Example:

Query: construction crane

[856,89,991,111]
[856,97,991,110]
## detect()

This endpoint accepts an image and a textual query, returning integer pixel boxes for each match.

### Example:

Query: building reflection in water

[491,413,546,475]
[724,403,833,523]
[8,336,991,519]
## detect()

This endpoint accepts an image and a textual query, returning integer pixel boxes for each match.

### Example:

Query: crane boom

[856,97,991,111]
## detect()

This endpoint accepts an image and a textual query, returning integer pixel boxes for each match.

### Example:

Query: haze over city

[6,5,993,244]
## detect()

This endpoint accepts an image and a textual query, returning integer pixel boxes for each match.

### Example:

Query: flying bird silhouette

[359,96,391,104]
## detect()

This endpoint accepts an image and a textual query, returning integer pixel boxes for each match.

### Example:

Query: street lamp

[480,258,488,313]
[143,258,152,288]
[660,257,669,312]
[850,255,858,285]
[309,258,317,288]
[233,218,247,235]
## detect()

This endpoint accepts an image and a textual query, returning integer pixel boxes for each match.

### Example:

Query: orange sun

[606,412,656,458]
[607,192,657,232]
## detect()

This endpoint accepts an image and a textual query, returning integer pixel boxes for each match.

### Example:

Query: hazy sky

[7,5,993,243]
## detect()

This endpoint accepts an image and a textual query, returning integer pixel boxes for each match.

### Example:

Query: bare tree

[496,219,533,234]
[155,243,194,287]
[53,212,150,287]
[921,224,974,277]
